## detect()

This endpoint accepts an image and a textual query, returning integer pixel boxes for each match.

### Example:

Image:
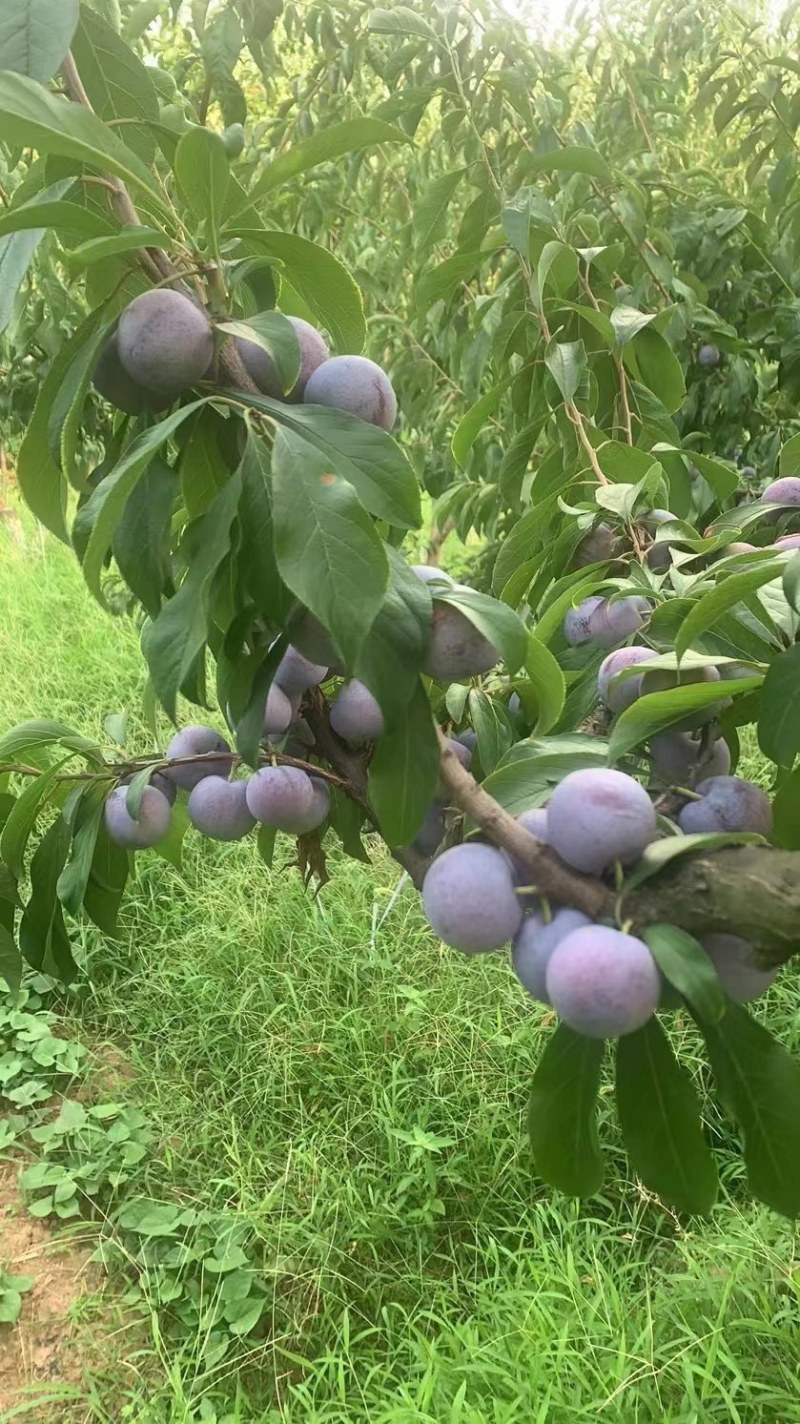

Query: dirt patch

[0,1164,102,1416]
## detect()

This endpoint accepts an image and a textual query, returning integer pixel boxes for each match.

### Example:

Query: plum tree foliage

[2,0,800,1218]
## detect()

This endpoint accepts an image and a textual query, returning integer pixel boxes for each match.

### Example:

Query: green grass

[1,526,800,1424]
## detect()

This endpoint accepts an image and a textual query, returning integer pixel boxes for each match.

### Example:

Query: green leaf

[641,923,726,1025]
[1,756,72,880]
[521,145,612,183]
[175,126,229,248]
[698,1002,800,1218]
[534,241,578,311]
[491,494,560,596]
[0,198,115,240]
[256,823,276,868]
[432,586,528,674]
[17,305,107,541]
[616,1018,718,1213]
[71,6,160,163]
[74,402,205,604]
[0,0,79,84]
[19,817,76,981]
[415,247,484,316]
[248,118,411,202]
[82,826,127,936]
[0,75,166,217]
[0,177,72,336]
[224,388,420,529]
[528,1025,605,1197]
[468,689,511,775]
[0,719,102,767]
[217,312,301,397]
[610,306,656,349]
[758,643,800,768]
[143,468,242,720]
[772,765,800,849]
[355,549,432,725]
[65,227,168,268]
[609,676,762,762]
[112,456,176,619]
[179,405,235,520]
[625,833,766,895]
[624,328,685,414]
[57,795,104,918]
[271,429,388,668]
[686,452,740,503]
[236,435,291,626]
[413,168,465,255]
[369,6,437,39]
[779,430,800,478]
[674,562,784,660]
[524,636,566,736]
[225,229,365,352]
[544,338,586,404]
[451,375,515,471]
[479,736,608,817]
[369,679,439,846]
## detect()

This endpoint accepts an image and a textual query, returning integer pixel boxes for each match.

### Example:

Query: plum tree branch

[434,727,800,969]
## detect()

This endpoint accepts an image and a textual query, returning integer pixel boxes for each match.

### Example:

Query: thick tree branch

[436,728,800,969]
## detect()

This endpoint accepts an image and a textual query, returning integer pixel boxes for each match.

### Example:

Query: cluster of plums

[421,765,777,1040]
[92,288,396,429]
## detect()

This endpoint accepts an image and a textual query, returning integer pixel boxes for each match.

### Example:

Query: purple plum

[564,596,605,646]
[304,354,397,430]
[422,843,523,953]
[423,604,499,681]
[330,680,385,742]
[545,925,661,1038]
[165,726,231,790]
[649,731,731,784]
[640,663,723,731]
[589,595,650,649]
[702,933,778,1003]
[512,907,591,1003]
[117,289,214,400]
[104,785,172,850]
[698,344,720,368]
[275,645,328,696]
[597,646,657,713]
[188,777,255,841]
[678,775,773,836]
[238,316,328,401]
[547,768,657,874]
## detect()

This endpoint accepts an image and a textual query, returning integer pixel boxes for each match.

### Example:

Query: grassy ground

[1,524,799,1423]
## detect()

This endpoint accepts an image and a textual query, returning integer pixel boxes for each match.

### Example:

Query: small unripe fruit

[165,726,231,790]
[188,777,255,841]
[547,768,656,874]
[330,680,385,742]
[422,843,523,953]
[701,933,778,1004]
[304,354,397,430]
[117,289,214,399]
[678,775,773,836]
[104,785,172,850]
[423,604,499,681]
[698,343,720,368]
[597,646,657,713]
[564,595,605,646]
[245,766,316,834]
[513,908,592,1003]
[546,926,661,1038]
[238,316,328,401]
